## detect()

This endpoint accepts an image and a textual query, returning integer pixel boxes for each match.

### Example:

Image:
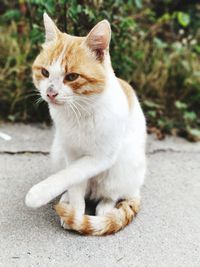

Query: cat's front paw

[60,218,71,230]
[25,183,49,208]
[59,192,70,229]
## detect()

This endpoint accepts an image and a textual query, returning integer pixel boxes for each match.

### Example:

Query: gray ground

[0,123,200,267]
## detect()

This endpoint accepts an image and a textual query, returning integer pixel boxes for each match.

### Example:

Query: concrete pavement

[0,123,200,267]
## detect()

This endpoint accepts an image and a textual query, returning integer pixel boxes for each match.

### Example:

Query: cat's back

[117,78,134,110]
[117,77,146,140]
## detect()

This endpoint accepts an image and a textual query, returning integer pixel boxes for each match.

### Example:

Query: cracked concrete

[0,151,49,155]
[1,123,200,154]
[0,123,200,267]
[0,123,53,153]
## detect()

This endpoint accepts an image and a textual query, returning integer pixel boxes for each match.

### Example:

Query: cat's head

[32,13,111,106]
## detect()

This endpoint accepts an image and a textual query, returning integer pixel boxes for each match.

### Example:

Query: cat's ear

[43,13,60,42]
[86,20,111,60]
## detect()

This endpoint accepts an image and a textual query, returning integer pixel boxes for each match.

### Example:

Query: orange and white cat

[25,13,146,235]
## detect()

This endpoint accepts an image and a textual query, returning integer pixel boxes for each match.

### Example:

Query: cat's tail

[54,199,140,236]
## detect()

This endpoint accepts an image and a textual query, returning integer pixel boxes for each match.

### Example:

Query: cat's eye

[41,68,49,78]
[64,73,79,82]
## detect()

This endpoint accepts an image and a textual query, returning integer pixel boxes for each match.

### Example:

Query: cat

[25,13,147,236]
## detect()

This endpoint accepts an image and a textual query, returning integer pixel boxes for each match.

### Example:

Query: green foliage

[0,0,200,140]
[177,12,190,27]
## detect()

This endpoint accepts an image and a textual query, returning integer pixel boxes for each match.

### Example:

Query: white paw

[60,218,71,230]
[60,191,69,203]
[25,183,49,208]
[96,200,115,216]
[59,192,70,229]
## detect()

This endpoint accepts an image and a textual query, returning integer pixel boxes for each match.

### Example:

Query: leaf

[172,41,183,51]
[120,17,135,29]
[187,127,200,138]
[8,115,16,122]
[194,45,200,54]
[133,50,144,60]
[134,0,142,9]
[177,12,190,27]
[181,60,190,71]
[144,100,161,109]
[175,101,188,110]
[154,37,167,49]
[30,27,44,43]
[147,110,156,118]
[183,112,197,121]
[1,9,21,22]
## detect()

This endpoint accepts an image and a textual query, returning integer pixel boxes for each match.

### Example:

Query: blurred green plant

[0,0,200,141]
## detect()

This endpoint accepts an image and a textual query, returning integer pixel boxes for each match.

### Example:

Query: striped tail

[54,199,140,236]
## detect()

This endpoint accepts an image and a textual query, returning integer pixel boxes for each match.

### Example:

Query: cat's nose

[47,91,58,99]
[47,87,58,100]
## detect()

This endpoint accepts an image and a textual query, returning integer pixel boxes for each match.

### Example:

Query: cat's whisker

[79,95,111,113]
[68,101,81,128]
[25,90,41,98]
[26,92,41,96]
[59,96,95,114]
[74,97,95,107]
[31,89,41,95]
[58,95,110,114]
[73,100,91,116]
[34,96,45,107]
[70,101,82,118]
[60,95,93,117]
[58,97,76,103]
[63,103,70,117]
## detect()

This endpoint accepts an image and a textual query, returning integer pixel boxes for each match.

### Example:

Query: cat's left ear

[86,20,111,60]
[43,13,61,42]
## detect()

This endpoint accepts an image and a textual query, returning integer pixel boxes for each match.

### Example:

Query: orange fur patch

[103,214,120,235]
[32,33,106,96]
[80,215,93,235]
[54,203,75,226]
[49,38,65,64]
[55,199,140,236]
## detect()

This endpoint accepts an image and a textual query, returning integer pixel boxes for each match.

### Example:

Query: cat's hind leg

[96,199,116,216]
[59,181,87,229]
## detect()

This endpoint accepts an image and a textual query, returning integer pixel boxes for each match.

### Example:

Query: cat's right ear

[43,13,60,42]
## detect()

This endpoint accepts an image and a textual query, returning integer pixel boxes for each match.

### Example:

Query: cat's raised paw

[25,184,48,208]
